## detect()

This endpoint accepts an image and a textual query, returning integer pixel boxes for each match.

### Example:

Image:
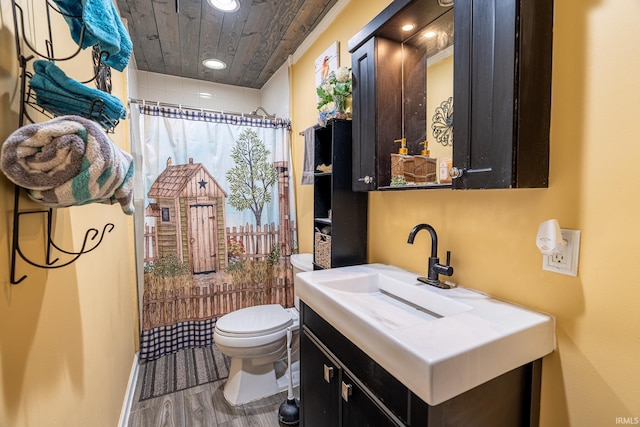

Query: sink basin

[296,264,555,406]
[313,270,474,320]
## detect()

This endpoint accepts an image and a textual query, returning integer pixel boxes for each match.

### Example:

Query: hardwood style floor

[128,370,299,427]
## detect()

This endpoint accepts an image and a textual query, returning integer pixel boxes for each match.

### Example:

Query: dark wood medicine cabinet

[349,0,553,191]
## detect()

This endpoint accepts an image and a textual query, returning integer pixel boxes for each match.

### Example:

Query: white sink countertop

[296,263,555,406]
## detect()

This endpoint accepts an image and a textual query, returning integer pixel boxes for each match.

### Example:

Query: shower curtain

[133,105,297,361]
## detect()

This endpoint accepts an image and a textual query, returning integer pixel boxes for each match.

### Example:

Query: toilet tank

[290,253,313,309]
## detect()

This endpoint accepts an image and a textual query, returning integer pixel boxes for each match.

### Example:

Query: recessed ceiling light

[207,0,240,12]
[424,31,437,38]
[202,58,227,70]
[402,24,415,32]
[199,92,213,98]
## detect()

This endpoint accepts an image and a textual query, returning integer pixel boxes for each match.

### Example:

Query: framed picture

[315,41,339,90]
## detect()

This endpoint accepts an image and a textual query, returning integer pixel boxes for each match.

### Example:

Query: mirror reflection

[392,10,453,188]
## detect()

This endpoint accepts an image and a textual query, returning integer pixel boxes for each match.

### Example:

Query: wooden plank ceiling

[117,0,338,89]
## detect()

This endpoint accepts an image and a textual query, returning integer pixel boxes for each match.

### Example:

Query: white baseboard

[119,352,140,427]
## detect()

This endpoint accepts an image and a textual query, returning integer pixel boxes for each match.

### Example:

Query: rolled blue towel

[30,60,127,126]
[51,0,132,72]
[0,115,135,214]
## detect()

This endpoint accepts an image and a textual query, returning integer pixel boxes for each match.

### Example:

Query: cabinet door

[453,0,553,189]
[300,330,340,426]
[351,37,403,191]
[351,37,377,191]
[340,372,401,427]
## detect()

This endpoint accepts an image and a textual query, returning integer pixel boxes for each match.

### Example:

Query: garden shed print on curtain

[136,106,296,361]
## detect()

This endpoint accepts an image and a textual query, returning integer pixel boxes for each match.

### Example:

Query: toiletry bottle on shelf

[391,138,414,184]
[438,157,453,184]
[420,140,430,157]
[394,138,408,155]
[415,141,436,183]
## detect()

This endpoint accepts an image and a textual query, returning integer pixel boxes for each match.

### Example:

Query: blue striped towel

[30,60,127,126]
[0,115,135,214]
[51,0,132,72]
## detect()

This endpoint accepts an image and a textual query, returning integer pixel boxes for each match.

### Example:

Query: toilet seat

[214,304,297,348]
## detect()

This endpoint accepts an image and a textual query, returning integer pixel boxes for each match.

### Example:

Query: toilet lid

[215,304,293,337]
[291,253,313,271]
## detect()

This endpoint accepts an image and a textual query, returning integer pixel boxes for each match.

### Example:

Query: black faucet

[407,224,454,289]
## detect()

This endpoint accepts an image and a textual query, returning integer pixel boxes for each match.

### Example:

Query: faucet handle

[433,251,454,277]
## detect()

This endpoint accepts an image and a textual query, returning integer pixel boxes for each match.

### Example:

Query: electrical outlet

[551,252,564,264]
[542,229,580,276]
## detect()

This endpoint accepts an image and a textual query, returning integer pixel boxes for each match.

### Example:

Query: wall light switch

[542,229,580,276]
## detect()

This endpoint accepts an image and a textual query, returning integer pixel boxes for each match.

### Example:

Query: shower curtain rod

[128,98,280,119]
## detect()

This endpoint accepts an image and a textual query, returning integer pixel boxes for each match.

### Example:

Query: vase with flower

[316,66,352,125]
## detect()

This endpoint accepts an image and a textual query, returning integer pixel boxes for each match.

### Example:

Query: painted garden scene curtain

[134,106,296,361]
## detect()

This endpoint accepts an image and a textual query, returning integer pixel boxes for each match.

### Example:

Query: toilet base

[223,357,300,405]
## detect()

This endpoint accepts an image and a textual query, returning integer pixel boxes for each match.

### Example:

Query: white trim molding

[292,0,351,64]
[118,352,140,427]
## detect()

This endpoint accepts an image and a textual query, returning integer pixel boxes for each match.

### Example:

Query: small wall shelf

[8,0,119,284]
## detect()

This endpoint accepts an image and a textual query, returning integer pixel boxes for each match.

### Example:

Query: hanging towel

[1,115,135,214]
[301,126,315,185]
[30,60,127,128]
[51,0,132,72]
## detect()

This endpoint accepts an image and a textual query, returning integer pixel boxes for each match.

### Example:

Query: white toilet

[213,253,313,405]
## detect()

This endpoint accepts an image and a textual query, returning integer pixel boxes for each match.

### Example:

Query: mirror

[391,9,454,188]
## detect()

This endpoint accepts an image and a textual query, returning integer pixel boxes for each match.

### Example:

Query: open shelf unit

[312,119,367,270]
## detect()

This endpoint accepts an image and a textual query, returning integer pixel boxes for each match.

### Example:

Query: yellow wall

[426,54,452,161]
[291,0,640,425]
[0,2,137,426]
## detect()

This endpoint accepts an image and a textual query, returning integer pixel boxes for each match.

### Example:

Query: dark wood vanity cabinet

[312,119,368,269]
[349,0,553,191]
[300,331,399,427]
[452,0,553,189]
[300,302,543,427]
[301,304,408,427]
[300,330,341,425]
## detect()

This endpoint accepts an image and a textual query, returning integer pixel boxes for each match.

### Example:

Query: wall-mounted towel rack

[11,0,120,132]
[8,0,118,285]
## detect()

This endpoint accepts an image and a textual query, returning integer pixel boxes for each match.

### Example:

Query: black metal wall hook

[12,0,88,62]
[10,186,116,285]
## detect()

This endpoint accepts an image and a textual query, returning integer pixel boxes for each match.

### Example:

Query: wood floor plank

[243,391,286,419]
[244,390,295,426]
[184,388,218,427]
[209,380,248,425]
[129,392,186,427]
[129,365,298,427]
[217,417,252,427]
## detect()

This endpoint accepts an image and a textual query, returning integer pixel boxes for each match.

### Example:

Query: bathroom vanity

[297,264,555,426]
